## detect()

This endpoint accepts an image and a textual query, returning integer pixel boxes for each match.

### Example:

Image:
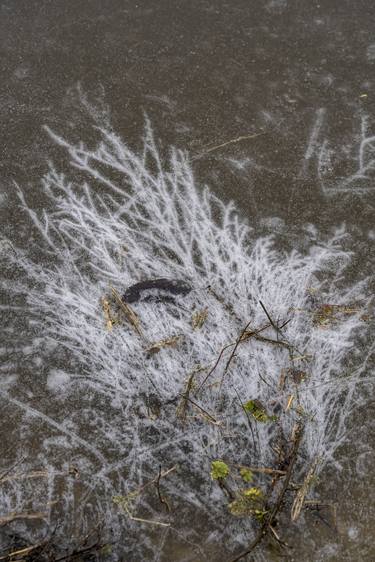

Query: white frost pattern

[313,112,375,195]
[1,121,372,559]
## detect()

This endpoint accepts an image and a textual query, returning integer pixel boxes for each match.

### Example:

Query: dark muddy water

[1,1,375,561]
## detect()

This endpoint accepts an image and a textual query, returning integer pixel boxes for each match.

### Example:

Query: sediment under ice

[1,120,372,560]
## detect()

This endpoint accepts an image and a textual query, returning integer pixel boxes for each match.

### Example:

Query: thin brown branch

[235,465,287,476]
[134,465,177,497]
[0,539,48,561]
[0,456,26,483]
[206,286,242,322]
[220,321,252,387]
[230,422,304,562]
[0,511,47,526]
[176,371,196,421]
[197,323,271,393]
[183,395,221,425]
[156,465,171,512]
[233,387,257,452]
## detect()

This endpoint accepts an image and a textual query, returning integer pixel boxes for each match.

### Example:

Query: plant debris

[110,286,144,338]
[146,335,181,355]
[192,308,208,330]
[211,460,230,480]
[228,487,266,519]
[243,399,277,423]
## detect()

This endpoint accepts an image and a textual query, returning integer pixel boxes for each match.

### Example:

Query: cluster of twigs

[100,281,335,559]
[0,463,108,562]
[194,298,320,559]
[5,119,370,561]
[0,524,107,562]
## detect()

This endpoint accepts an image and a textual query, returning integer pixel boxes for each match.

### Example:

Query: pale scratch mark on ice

[0,391,106,464]
[320,115,375,195]
[300,108,326,177]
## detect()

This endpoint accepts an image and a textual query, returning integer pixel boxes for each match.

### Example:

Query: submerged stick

[156,465,171,512]
[230,422,304,562]
[176,371,197,421]
[0,511,47,525]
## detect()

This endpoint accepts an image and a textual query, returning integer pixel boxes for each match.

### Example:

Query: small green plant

[243,399,277,423]
[240,467,253,483]
[100,544,113,556]
[228,487,267,519]
[211,460,230,480]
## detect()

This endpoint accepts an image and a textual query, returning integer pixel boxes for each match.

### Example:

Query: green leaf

[100,544,113,556]
[243,487,263,500]
[240,467,253,483]
[243,399,276,423]
[228,487,266,517]
[211,460,230,480]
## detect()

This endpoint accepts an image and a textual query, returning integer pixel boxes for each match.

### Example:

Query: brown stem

[230,423,304,562]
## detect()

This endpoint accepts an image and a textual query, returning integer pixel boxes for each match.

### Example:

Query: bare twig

[182,395,221,425]
[235,465,287,476]
[0,456,26,483]
[259,300,281,337]
[206,286,241,322]
[156,465,171,512]
[197,323,271,393]
[176,371,196,421]
[132,465,177,498]
[0,539,48,561]
[230,423,304,562]
[233,387,257,452]
[0,511,47,526]
[221,321,252,387]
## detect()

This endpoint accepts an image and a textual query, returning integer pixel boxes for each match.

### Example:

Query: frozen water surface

[1,1,374,561]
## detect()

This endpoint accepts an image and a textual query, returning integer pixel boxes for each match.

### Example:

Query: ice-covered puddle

[1,121,373,560]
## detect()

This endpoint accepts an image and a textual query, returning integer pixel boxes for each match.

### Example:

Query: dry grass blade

[259,300,280,335]
[101,297,115,331]
[128,515,170,527]
[285,395,295,411]
[236,465,286,476]
[0,470,50,484]
[192,308,208,330]
[110,286,144,339]
[155,465,171,512]
[146,335,181,355]
[0,539,48,560]
[176,371,197,421]
[291,457,320,521]
[0,511,47,526]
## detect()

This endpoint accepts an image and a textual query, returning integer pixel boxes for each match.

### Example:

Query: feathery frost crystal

[2,120,372,559]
